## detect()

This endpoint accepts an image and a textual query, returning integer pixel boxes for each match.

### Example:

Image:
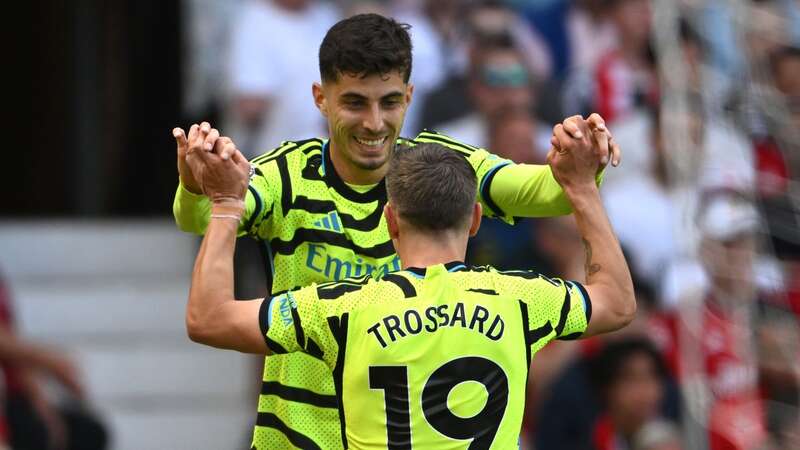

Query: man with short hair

[185,128,635,448]
[174,12,620,449]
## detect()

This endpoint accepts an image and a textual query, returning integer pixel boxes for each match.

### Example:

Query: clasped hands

[172,113,621,206]
[173,122,250,212]
[547,113,622,191]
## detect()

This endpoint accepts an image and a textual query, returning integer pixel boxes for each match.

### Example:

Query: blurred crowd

[181,0,800,449]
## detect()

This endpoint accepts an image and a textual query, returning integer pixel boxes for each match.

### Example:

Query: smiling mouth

[354,136,388,148]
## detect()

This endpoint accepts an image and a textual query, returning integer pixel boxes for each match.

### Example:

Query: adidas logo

[313,211,343,233]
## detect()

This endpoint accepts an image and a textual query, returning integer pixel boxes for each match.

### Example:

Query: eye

[382,98,402,108]
[343,99,365,109]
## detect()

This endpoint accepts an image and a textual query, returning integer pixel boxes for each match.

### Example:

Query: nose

[362,103,383,133]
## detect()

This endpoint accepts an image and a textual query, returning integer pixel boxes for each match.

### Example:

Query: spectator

[225,0,339,157]
[602,96,755,287]
[434,33,550,153]
[589,338,675,450]
[418,0,550,129]
[533,337,680,450]
[0,273,108,450]
[592,0,657,124]
[631,419,683,450]
[487,107,545,164]
[674,190,768,450]
[519,0,618,121]
[464,107,550,271]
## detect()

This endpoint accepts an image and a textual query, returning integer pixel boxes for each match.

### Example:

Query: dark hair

[319,13,413,83]
[590,337,669,393]
[678,17,706,54]
[769,45,800,76]
[386,143,477,231]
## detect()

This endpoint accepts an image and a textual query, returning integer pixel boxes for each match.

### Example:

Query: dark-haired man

[185,132,634,448]
[174,12,620,449]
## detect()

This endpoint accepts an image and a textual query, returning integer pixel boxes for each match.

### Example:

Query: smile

[354,136,387,147]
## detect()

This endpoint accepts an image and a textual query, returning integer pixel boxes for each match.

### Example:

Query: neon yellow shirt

[173,131,594,449]
[260,262,591,449]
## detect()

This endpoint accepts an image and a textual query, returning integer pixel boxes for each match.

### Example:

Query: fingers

[186,124,199,153]
[231,148,248,165]
[214,137,238,161]
[550,134,561,151]
[173,127,188,155]
[553,123,572,150]
[586,113,607,133]
[546,145,557,165]
[562,115,585,139]
[587,113,610,165]
[593,127,610,166]
[609,135,622,167]
[187,123,199,141]
[203,127,220,152]
[187,123,204,155]
[187,121,219,153]
[233,150,253,177]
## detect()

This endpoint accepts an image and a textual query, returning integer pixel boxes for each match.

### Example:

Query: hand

[174,124,202,194]
[28,385,68,450]
[175,121,242,194]
[558,114,622,170]
[41,352,85,399]
[547,117,600,191]
[185,139,251,203]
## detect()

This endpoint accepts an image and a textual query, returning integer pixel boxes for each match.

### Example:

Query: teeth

[355,137,385,146]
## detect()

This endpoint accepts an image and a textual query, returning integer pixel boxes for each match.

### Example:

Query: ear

[468,203,482,237]
[313,82,327,117]
[405,83,414,106]
[384,203,400,239]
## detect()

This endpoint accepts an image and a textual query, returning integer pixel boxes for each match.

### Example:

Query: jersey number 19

[369,356,509,450]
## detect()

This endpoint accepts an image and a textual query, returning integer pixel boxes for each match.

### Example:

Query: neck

[711,278,755,306]
[394,229,468,269]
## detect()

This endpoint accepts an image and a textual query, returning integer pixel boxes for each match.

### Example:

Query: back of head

[386,143,477,232]
[319,13,413,83]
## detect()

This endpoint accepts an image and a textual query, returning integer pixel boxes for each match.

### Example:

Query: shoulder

[250,138,324,168]
[314,274,376,300]
[466,266,565,289]
[409,129,483,156]
[315,271,419,302]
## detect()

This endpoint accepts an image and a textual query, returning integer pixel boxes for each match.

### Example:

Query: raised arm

[183,145,268,354]
[172,122,261,235]
[487,114,621,218]
[548,119,635,338]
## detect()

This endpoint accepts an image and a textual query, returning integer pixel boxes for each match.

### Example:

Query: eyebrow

[340,91,404,101]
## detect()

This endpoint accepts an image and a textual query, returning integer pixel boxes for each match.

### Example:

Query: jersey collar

[322,140,387,203]
[405,261,468,277]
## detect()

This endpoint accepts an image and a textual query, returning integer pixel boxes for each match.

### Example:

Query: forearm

[173,182,213,234]
[186,203,241,346]
[489,164,604,218]
[567,185,635,335]
[0,326,58,370]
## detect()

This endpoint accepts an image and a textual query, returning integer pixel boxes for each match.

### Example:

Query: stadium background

[6,0,800,449]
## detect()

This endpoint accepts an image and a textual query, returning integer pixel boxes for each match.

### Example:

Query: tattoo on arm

[582,238,602,279]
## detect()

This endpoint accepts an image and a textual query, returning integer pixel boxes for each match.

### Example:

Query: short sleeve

[258,286,346,369]
[521,276,592,354]
[558,281,592,339]
[260,292,304,355]
[258,289,325,357]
